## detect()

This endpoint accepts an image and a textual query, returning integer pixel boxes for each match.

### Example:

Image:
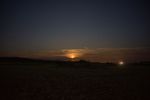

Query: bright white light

[118,61,124,65]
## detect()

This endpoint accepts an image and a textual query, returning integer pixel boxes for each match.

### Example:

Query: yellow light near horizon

[118,61,124,65]
[64,49,83,59]
[67,53,77,59]
[70,54,75,59]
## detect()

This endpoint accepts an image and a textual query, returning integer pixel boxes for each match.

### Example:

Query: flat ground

[0,62,150,100]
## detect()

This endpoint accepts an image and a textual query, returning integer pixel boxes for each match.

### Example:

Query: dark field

[0,59,150,100]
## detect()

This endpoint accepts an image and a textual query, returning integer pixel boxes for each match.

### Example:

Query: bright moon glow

[67,53,77,59]
[70,54,76,59]
[64,49,84,59]
[118,61,124,65]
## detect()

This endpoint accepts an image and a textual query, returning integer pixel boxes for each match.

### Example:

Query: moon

[118,61,124,65]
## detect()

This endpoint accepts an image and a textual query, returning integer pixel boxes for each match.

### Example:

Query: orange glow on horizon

[70,54,76,59]
[63,49,84,59]
[67,53,77,59]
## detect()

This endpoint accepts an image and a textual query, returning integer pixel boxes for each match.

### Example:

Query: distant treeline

[0,57,150,66]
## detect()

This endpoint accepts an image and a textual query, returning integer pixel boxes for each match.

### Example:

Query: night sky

[1,0,150,62]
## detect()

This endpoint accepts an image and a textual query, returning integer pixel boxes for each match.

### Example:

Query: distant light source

[64,49,83,60]
[118,61,124,65]
[67,53,78,61]
[67,53,76,59]
[70,54,75,59]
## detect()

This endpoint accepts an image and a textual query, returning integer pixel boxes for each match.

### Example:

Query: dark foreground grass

[0,62,150,100]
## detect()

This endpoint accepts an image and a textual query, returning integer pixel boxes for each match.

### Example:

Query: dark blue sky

[1,0,150,52]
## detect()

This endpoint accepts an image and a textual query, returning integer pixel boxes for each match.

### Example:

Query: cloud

[59,48,150,62]
[1,47,150,62]
[61,48,93,57]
